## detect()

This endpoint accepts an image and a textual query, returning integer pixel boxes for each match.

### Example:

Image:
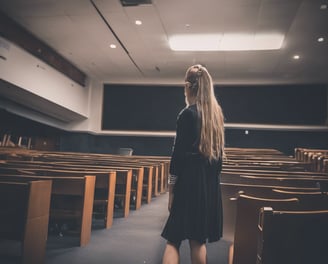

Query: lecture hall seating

[0,179,52,263]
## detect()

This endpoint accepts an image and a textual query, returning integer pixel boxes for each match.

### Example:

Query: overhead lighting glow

[135,20,142,25]
[110,44,117,49]
[293,55,300,60]
[318,37,324,42]
[169,34,221,51]
[169,33,284,51]
[320,4,327,9]
[253,33,285,50]
[220,34,253,50]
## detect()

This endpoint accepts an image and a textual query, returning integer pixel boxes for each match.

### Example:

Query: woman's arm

[168,108,194,211]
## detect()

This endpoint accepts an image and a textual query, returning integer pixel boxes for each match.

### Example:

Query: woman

[161,64,225,264]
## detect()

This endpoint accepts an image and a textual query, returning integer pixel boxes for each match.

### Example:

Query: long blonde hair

[185,64,225,160]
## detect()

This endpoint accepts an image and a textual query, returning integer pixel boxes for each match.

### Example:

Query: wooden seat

[221,182,320,242]
[271,189,328,210]
[230,193,299,264]
[257,207,328,264]
[0,174,95,247]
[0,180,52,264]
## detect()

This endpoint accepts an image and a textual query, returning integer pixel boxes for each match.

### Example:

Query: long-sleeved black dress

[161,104,223,245]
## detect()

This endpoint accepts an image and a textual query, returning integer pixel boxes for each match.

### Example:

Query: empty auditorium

[1,0,328,263]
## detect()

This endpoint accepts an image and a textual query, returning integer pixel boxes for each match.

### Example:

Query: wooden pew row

[222,166,327,175]
[0,147,170,200]
[48,159,153,204]
[222,168,328,178]
[295,147,328,161]
[26,161,136,209]
[0,159,141,212]
[0,149,167,202]
[224,152,297,165]
[12,154,161,201]
[257,207,328,264]
[223,151,312,170]
[221,168,328,191]
[246,174,328,190]
[225,147,284,156]
[47,150,171,194]
[92,153,170,194]
[0,164,128,224]
[229,193,299,264]
[225,151,299,161]
[219,147,328,263]
[224,157,295,163]
[223,162,311,172]
[34,154,166,197]
[0,174,95,247]
[221,182,322,243]
[0,180,52,264]
[228,192,328,264]
[295,148,328,172]
[221,173,328,190]
[126,154,170,193]
[224,147,316,172]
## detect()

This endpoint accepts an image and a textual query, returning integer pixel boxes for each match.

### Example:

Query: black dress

[161,104,223,245]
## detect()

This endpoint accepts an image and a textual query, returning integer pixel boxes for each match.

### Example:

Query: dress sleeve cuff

[168,174,177,185]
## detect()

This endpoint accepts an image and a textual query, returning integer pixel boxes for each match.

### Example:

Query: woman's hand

[168,192,174,212]
[168,183,175,212]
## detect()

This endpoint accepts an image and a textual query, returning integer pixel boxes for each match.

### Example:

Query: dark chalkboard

[102,84,327,131]
[102,84,186,131]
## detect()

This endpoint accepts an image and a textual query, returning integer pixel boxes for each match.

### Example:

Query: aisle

[46,193,230,264]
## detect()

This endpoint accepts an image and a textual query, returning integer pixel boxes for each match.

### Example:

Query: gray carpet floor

[1,193,231,264]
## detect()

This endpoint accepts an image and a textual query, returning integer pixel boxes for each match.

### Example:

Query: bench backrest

[257,207,328,264]
[0,180,52,264]
[232,194,299,264]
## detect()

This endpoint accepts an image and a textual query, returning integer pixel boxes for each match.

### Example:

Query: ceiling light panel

[169,34,222,51]
[169,33,285,51]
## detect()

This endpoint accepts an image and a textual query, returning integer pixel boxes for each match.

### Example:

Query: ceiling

[0,0,328,85]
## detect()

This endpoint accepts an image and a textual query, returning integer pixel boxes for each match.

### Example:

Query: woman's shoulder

[177,105,196,120]
[177,105,198,127]
[179,104,197,116]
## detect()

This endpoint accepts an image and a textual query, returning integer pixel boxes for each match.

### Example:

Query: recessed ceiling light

[135,20,142,25]
[110,44,117,49]
[318,37,325,42]
[320,4,327,9]
[293,55,300,60]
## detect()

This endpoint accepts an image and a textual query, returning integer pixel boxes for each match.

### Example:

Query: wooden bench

[50,160,146,209]
[0,174,95,247]
[221,181,325,242]
[221,173,328,188]
[222,168,328,178]
[229,193,299,264]
[257,207,328,264]
[0,162,131,223]
[39,156,160,200]
[0,147,169,201]
[16,149,168,196]
[270,189,328,209]
[0,180,52,264]
[1,156,152,208]
[21,167,130,219]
